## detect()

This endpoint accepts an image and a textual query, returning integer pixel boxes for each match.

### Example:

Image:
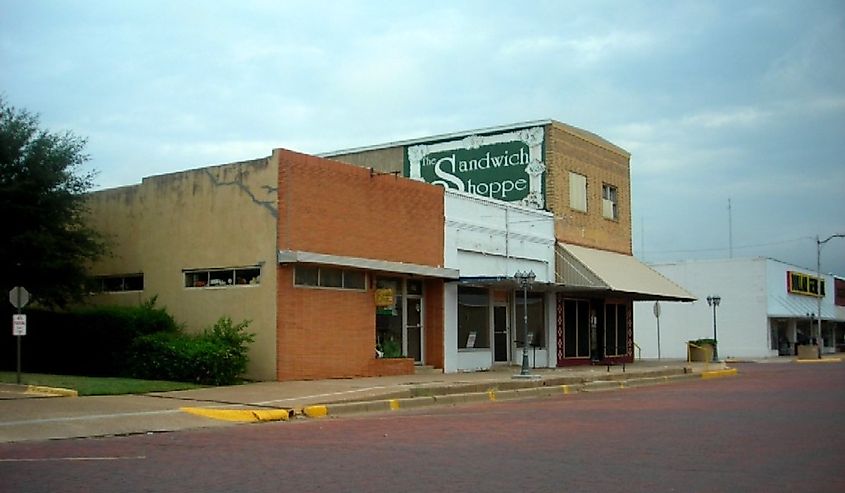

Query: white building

[634,258,845,360]
[443,190,556,372]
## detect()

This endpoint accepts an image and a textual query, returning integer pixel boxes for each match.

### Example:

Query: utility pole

[816,233,845,354]
[728,198,733,258]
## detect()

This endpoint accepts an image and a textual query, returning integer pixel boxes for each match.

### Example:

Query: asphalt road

[1,362,843,493]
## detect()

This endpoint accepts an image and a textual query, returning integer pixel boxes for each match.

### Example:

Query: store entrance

[376,277,424,364]
[558,296,592,364]
[493,304,509,362]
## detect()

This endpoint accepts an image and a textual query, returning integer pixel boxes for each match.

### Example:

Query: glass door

[376,277,424,363]
[406,279,424,364]
[406,297,423,363]
[493,304,509,362]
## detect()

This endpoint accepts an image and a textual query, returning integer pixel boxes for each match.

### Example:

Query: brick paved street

[1,362,843,493]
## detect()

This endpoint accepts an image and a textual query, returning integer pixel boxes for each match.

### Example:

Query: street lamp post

[816,234,845,354]
[706,295,721,362]
[514,270,536,376]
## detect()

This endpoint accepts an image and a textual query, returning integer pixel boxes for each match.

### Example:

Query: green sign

[404,126,546,209]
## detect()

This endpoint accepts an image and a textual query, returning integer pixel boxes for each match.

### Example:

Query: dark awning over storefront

[555,243,696,302]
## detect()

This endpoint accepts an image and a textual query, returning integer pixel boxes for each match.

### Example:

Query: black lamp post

[514,270,536,376]
[706,295,721,362]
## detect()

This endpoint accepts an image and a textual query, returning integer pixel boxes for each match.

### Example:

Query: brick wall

[424,279,445,369]
[277,149,444,265]
[545,123,633,255]
[274,149,446,380]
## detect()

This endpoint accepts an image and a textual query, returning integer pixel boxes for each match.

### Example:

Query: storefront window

[604,302,627,356]
[564,299,591,358]
[376,278,403,357]
[458,287,490,349]
[514,293,545,348]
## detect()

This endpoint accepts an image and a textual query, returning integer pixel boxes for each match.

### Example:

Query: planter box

[366,357,414,377]
[688,343,714,362]
[797,344,820,360]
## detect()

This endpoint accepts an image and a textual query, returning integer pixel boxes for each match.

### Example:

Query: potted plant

[688,338,716,362]
[377,337,403,359]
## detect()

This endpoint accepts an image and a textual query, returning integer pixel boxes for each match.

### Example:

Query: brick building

[325,120,693,368]
[85,120,692,381]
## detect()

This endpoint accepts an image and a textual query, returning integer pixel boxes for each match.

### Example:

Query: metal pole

[657,314,661,360]
[815,234,845,358]
[712,303,718,362]
[16,289,22,385]
[521,282,530,376]
[816,235,823,358]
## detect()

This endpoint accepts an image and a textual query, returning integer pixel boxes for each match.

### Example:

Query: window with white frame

[602,183,618,220]
[294,266,366,290]
[185,266,261,288]
[569,172,587,212]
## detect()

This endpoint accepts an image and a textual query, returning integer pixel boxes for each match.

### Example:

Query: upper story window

[185,266,261,288]
[602,184,618,220]
[569,172,587,212]
[92,274,144,292]
[294,266,366,291]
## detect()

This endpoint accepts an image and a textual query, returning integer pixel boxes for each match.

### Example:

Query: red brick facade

[274,149,446,380]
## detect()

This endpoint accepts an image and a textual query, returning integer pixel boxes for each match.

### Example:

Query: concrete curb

[701,368,739,379]
[0,383,78,397]
[178,367,739,423]
[795,358,842,364]
[294,368,735,419]
[27,385,79,397]
[181,407,294,422]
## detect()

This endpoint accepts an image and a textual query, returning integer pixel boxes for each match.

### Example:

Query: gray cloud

[2,0,843,274]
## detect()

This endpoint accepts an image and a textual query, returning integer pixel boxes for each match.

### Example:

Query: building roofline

[644,256,842,277]
[318,119,555,157]
[319,119,630,159]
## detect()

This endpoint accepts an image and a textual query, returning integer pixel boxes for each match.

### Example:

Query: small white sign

[12,314,26,336]
[466,331,477,349]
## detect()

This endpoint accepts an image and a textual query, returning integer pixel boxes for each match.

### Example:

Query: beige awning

[278,250,460,279]
[555,243,696,301]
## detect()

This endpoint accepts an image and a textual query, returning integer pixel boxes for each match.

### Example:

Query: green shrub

[0,297,180,376]
[127,316,254,385]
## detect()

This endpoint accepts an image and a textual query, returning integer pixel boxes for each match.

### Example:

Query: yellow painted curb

[302,405,329,418]
[389,399,400,411]
[561,385,572,395]
[796,358,842,364]
[25,385,78,397]
[180,407,292,422]
[701,368,738,379]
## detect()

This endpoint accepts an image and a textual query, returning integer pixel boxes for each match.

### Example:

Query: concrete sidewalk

[0,360,733,443]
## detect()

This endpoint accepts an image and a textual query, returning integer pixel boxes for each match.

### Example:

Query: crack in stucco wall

[203,168,278,218]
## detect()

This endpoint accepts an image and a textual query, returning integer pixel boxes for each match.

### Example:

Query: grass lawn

[0,372,205,396]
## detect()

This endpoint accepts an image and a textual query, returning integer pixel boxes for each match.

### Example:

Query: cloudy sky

[2,0,843,274]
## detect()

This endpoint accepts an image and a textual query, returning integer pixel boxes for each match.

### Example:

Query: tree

[0,97,108,308]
